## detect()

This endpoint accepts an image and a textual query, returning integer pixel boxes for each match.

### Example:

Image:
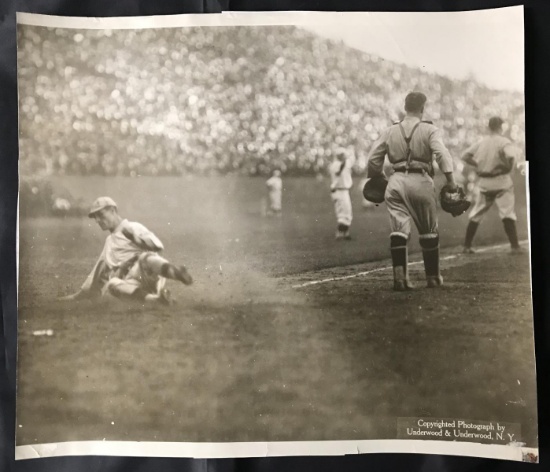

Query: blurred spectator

[17,25,525,178]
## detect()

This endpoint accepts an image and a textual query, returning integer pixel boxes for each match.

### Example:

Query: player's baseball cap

[488,116,504,131]
[334,148,348,160]
[88,196,117,218]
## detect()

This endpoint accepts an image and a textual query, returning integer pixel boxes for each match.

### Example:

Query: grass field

[16,176,536,448]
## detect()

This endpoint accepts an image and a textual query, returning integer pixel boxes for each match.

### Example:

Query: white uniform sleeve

[503,142,520,160]
[462,140,481,166]
[367,128,389,178]
[123,222,164,252]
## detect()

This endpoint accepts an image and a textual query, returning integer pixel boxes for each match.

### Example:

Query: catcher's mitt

[362,175,388,204]
[440,184,470,217]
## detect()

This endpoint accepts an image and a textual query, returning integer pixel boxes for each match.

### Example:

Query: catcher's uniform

[367,117,454,239]
[367,116,455,289]
[80,219,168,298]
[462,135,519,223]
[329,155,355,227]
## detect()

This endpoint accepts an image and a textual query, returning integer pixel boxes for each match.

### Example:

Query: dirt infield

[15,176,535,449]
[16,239,536,446]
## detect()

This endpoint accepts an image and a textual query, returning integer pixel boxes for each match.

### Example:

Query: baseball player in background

[59,196,193,305]
[462,117,523,254]
[367,92,458,290]
[266,169,283,217]
[329,149,355,240]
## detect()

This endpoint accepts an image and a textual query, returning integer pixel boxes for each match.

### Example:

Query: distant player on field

[329,149,355,240]
[462,116,523,254]
[266,169,283,217]
[366,92,458,290]
[59,196,193,305]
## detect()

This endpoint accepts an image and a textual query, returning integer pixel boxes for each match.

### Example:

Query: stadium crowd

[18,25,525,177]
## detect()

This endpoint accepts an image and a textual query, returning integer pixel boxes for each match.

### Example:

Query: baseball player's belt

[394,168,424,174]
[116,254,139,279]
[477,171,510,178]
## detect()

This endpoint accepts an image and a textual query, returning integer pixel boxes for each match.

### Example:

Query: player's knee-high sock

[464,221,479,249]
[390,235,411,290]
[160,262,193,285]
[142,253,169,274]
[502,218,520,249]
[142,254,193,285]
[420,235,442,288]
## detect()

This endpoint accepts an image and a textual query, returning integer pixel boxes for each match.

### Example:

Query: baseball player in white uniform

[329,149,356,240]
[462,117,523,253]
[367,92,458,290]
[266,170,283,217]
[59,196,193,305]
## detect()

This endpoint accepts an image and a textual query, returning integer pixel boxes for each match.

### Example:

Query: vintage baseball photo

[15,8,537,462]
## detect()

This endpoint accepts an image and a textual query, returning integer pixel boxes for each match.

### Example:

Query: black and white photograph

[15,8,537,462]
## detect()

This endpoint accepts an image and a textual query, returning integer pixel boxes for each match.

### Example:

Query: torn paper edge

[16,7,523,30]
[15,440,538,462]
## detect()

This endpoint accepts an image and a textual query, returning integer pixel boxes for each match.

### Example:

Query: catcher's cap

[335,147,348,159]
[88,196,117,218]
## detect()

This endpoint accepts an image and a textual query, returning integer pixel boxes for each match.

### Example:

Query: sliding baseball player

[59,196,193,305]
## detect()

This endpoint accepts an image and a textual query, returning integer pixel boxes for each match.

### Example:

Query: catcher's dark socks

[502,218,519,248]
[390,235,408,268]
[420,236,440,278]
[464,221,479,249]
[421,248,440,277]
[338,223,349,233]
[390,247,407,268]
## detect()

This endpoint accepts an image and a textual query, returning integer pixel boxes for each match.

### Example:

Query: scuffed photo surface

[15,9,536,460]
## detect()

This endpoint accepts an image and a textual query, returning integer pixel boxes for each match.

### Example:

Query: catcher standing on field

[365,92,467,291]
[59,196,193,305]
[329,149,355,240]
[462,117,523,254]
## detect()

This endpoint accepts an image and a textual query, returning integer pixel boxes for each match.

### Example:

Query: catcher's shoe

[393,279,415,291]
[393,266,414,291]
[158,288,172,306]
[462,247,476,254]
[426,275,444,288]
[335,231,345,240]
[175,266,193,285]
